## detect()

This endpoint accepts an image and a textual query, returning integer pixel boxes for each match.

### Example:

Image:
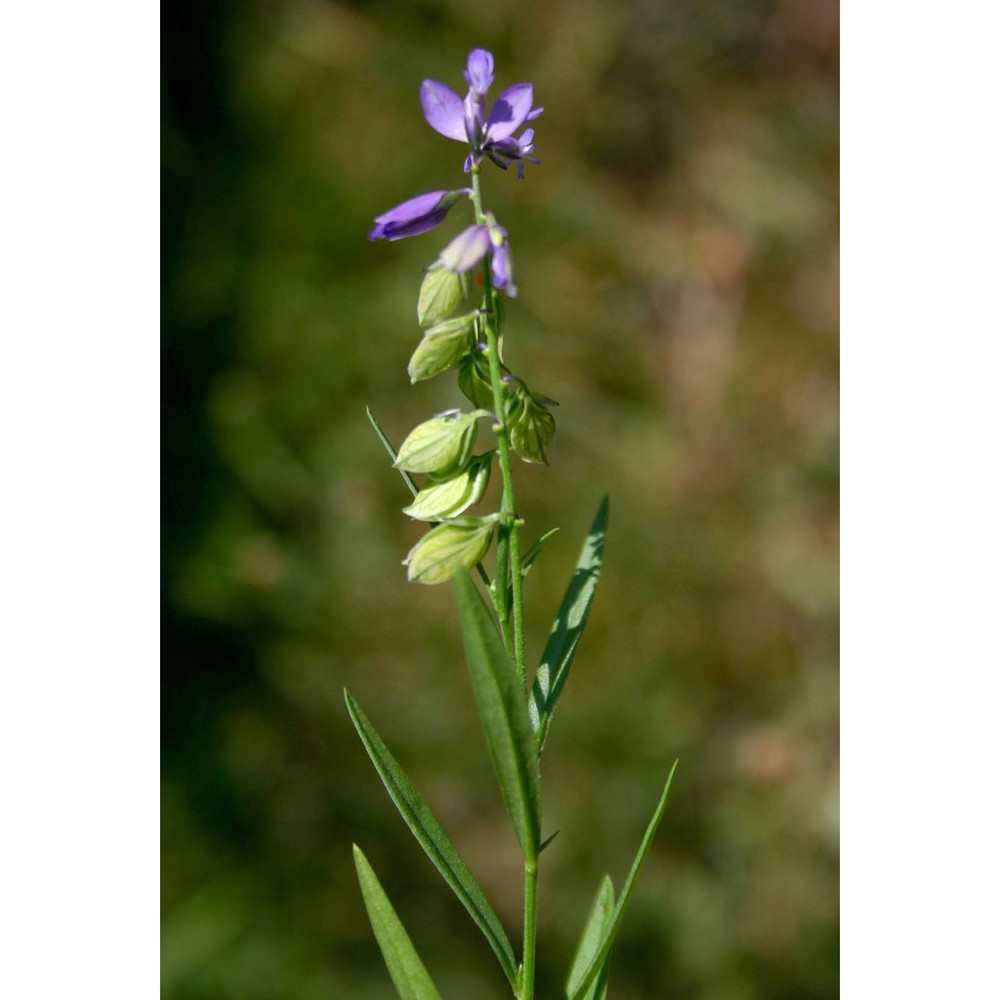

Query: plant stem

[469,166,527,691]
[521,860,538,1000]
[470,165,536,1000]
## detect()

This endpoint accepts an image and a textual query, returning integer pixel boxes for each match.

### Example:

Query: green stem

[469,166,527,690]
[521,861,538,1000]
[470,165,535,1000]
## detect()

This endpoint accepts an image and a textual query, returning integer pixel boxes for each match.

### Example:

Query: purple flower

[440,225,492,273]
[368,189,470,241]
[420,49,543,178]
[438,221,517,297]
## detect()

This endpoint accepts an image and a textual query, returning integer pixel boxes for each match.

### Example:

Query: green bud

[394,410,480,475]
[417,265,464,327]
[404,517,496,585]
[505,383,557,465]
[402,452,494,521]
[408,312,477,384]
[458,352,497,410]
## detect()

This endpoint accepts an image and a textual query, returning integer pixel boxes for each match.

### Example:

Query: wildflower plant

[348,48,677,1000]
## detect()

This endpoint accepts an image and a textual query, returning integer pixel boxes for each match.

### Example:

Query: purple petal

[369,189,469,241]
[491,243,517,296]
[526,106,544,121]
[486,83,534,142]
[464,49,494,95]
[440,225,491,273]
[373,190,451,226]
[420,79,467,142]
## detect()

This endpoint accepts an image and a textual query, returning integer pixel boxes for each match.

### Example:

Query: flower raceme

[367,48,537,301]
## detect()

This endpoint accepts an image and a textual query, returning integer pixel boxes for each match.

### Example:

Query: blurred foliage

[162,0,838,997]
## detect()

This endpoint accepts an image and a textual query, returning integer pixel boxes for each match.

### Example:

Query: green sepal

[531,496,609,751]
[458,352,498,410]
[408,312,478,384]
[345,692,518,987]
[418,265,464,327]
[454,571,541,862]
[566,876,615,1000]
[394,410,480,475]
[505,379,557,465]
[352,844,445,1000]
[402,452,494,521]
[566,764,679,1000]
[405,518,496,585]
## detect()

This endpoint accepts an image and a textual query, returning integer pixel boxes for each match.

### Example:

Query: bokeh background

[162,1,838,997]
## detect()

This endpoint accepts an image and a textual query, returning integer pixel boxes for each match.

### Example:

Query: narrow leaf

[530,496,610,750]
[567,763,679,1000]
[367,406,418,497]
[539,829,561,853]
[455,570,540,862]
[521,527,560,578]
[346,691,518,987]
[566,876,614,1000]
[352,845,444,1000]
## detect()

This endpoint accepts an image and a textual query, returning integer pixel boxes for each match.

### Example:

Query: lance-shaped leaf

[402,452,493,521]
[405,517,495,585]
[530,496,609,750]
[455,570,540,862]
[352,844,444,1000]
[395,410,481,476]
[567,763,679,1000]
[345,692,517,987]
[367,406,419,498]
[417,265,464,327]
[503,526,560,619]
[566,876,615,1000]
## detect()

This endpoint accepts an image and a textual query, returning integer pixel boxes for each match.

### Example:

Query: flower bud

[458,352,497,410]
[393,410,480,475]
[408,312,477,383]
[402,452,493,521]
[404,517,496,585]
[504,381,557,465]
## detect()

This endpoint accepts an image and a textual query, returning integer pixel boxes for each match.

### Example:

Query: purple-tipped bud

[464,49,495,96]
[491,241,516,296]
[440,225,492,273]
[369,189,469,241]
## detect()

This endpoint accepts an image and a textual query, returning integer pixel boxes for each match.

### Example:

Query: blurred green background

[162,0,838,996]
